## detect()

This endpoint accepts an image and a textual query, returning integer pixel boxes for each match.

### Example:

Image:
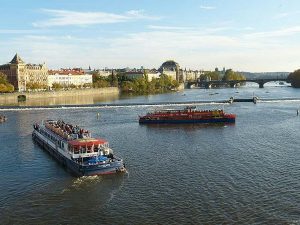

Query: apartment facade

[48,68,92,88]
[0,54,48,91]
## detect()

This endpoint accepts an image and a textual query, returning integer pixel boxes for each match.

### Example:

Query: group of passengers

[53,120,90,138]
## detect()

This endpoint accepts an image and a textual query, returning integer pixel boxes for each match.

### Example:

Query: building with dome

[159,60,182,82]
[159,60,203,83]
[0,54,48,91]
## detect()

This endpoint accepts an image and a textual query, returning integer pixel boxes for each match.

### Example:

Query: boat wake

[62,176,104,193]
[258,98,300,103]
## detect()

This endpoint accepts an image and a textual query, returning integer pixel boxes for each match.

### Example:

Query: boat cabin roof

[68,138,108,147]
[154,106,197,113]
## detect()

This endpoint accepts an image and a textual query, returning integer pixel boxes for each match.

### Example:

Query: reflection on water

[140,122,234,131]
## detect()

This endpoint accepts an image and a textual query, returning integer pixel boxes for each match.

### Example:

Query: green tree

[93,79,110,88]
[0,83,7,92]
[26,82,48,90]
[52,82,63,90]
[110,71,119,87]
[0,72,8,84]
[203,71,221,81]
[5,83,14,92]
[223,69,246,81]
[92,73,111,88]
[83,83,92,88]
[121,81,134,92]
[68,83,77,89]
[119,73,179,94]
[287,69,300,88]
[0,72,14,92]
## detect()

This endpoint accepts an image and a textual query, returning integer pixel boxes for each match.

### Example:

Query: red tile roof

[49,68,85,75]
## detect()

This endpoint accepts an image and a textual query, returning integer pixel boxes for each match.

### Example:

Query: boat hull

[32,131,125,177]
[139,117,235,124]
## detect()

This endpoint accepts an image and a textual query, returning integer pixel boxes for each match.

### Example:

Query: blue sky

[1,0,300,72]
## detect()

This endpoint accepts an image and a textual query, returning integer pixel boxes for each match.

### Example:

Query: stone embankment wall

[0,87,119,104]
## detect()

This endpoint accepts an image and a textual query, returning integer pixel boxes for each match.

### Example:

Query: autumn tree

[0,72,14,93]
[287,69,300,88]
[223,69,246,81]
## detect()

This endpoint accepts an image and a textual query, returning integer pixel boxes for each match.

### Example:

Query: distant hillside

[240,72,290,79]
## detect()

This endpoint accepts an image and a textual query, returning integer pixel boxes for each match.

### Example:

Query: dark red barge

[139,106,236,124]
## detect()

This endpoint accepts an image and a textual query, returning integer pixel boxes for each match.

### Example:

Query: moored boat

[32,120,126,176]
[139,106,236,124]
[0,115,7,123]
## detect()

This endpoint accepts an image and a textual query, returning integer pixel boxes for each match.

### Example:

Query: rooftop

[10,53,25,64]
[49,68,86,75]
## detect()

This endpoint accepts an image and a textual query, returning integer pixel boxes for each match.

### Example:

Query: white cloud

[148,25,194,30]
[273,12,290,19]
[243,27,254,31]
[2,26,300,72]
[273,11,300,19]
[245,26,300,38]
[200,5,216,10]
[33,9,159,27]
[148,25,232,35]
[0,29,38,34]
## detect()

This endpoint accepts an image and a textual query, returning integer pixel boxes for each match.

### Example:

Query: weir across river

[1,97,300,111]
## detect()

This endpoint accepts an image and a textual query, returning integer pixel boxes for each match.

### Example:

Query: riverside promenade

[0,87,120,105]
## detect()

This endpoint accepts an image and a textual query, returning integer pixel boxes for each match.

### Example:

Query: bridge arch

[186,78,287,89]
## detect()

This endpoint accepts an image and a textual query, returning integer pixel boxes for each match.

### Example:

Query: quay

[0,87,119,105]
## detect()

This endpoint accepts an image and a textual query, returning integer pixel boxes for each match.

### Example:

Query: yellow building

[0,54,48,91]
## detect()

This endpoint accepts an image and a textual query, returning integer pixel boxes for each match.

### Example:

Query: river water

[1,83,300,224]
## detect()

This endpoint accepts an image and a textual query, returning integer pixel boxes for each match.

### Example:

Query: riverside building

[159,60,203,83]
[0,54,48,91]
[48,68,93,88]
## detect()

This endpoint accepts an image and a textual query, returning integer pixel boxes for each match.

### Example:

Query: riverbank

[0,83,185,106]
[0,87,120,105]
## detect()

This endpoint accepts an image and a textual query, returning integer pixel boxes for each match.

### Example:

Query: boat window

[73,146,79,154]
[80,147,86,154]
[87,146,92,153]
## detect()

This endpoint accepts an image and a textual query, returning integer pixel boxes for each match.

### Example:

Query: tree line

[200,69,246,81]
[93,72,179,94]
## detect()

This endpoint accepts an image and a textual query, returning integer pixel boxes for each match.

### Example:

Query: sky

[0,0,300,72]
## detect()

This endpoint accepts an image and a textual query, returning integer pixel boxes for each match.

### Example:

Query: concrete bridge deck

[187,78,288,88]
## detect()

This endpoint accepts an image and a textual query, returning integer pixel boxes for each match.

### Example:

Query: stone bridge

[187,78,288,89]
